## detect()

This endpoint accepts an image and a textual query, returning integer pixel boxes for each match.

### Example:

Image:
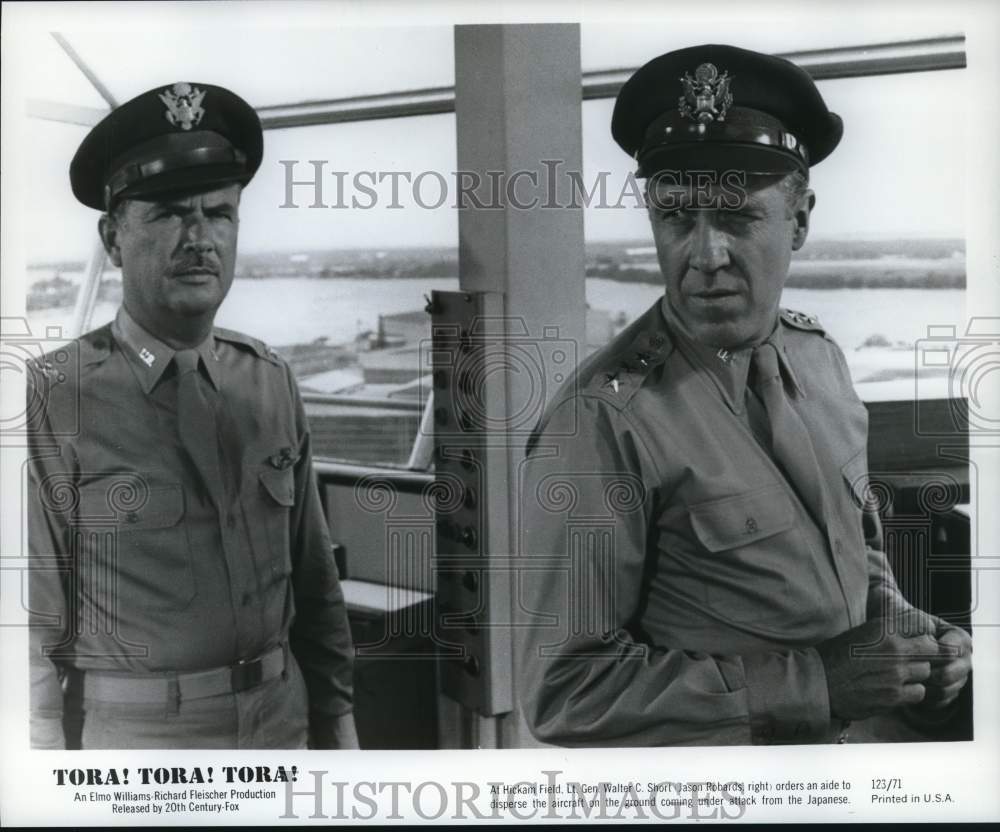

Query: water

[585,280,966,355]
[586,281,965,399]
[26,273,965,395]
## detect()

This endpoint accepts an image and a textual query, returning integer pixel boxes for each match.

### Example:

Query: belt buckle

[230,658,264,693]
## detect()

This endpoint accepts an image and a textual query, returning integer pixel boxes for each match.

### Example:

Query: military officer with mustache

[27,83,357,749]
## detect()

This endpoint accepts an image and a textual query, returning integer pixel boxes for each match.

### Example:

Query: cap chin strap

[638,119,808,177]
[104,146,247,208]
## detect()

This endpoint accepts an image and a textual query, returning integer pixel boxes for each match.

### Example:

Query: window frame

[33,32,968,471]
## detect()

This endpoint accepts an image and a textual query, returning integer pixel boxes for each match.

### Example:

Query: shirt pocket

[76,480,194,610]
[257,465,295,583]
[688,484,797,627]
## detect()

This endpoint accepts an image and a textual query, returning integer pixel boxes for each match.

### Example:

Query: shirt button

[834,539,843,555]
[226,514,237,530]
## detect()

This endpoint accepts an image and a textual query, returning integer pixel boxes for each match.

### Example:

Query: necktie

[751,342,827,529]
[175,349,224,507]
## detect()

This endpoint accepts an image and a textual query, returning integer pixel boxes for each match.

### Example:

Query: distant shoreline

[25,270,966,294]
[593,268,964,290]
[26,236,967,293]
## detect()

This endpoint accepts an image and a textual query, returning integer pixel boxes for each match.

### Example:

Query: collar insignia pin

[679,62,733,124]
[159,82,206,131]
[138,347,155,367]
[604,373,620,394]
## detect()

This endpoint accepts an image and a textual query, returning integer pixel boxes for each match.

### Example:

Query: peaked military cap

[612,44,842,177]
[70,82,263,210]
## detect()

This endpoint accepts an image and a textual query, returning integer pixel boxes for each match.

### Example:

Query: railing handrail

[28,35,966,129]
[315,459,434,487]
[248,34,973,129]
[302,392,424,411]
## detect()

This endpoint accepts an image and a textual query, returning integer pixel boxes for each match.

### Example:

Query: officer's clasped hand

[816,611,971,721]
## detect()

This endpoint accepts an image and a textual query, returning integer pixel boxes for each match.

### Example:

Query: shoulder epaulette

[24,325,110,402]
[27,353,61,386]
[80,323,114,355]
[780,307,825,334]
[213,327,283,365]
[582,324,673,409]
[53,323,113,373]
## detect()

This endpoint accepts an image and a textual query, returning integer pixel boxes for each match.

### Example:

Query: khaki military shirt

[27,308,353,748]
[519,298,907,746]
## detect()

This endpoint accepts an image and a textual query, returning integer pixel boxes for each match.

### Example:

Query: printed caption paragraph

[49,767,957,820]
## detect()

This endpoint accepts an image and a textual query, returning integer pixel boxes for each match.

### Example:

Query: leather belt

[81,645,285,704]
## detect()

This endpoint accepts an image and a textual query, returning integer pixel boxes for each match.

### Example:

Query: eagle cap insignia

[159,82,206,131]
[678,62,733,124]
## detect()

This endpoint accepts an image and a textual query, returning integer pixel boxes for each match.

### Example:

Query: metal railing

[258,35,967,128]
[27,31,969,472]
[315,459,434,488]
[29,35,965,130]
[301,392,424,411]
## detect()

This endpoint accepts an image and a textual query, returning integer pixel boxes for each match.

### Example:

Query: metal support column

[452,23,586,748]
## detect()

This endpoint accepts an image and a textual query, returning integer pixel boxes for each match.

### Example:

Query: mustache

[171,257,221,276]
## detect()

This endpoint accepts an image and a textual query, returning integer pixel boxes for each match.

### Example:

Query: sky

[7,4,971,262]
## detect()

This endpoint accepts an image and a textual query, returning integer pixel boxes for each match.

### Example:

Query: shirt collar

[660,296,804,413]
[112,306,220,393]
[767,322,806,399]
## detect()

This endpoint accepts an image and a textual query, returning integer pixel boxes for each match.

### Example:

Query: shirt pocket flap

[689,484,795,552]
[259,467,295,507]
[841,448,871,509]
[77,482,184,530]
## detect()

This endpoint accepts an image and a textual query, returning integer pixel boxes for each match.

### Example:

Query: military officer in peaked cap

[27,83,358,749]
[519,45,971,745]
